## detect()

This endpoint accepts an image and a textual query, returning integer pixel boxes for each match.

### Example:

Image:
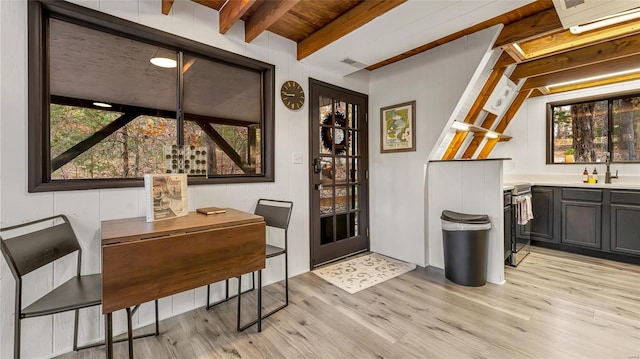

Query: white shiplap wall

[0,1,368,358]
[367,25,501,267]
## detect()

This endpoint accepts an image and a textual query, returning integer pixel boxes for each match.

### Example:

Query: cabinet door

[561,200,602,249]
[529,187,555,242]
[610,204,640,256]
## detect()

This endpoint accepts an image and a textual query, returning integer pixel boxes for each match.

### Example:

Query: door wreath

[321,111,349,155]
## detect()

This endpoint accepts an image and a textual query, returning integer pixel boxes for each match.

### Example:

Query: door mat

[312,253,416,294]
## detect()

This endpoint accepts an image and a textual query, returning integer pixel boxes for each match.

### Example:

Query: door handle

[313,158,322,174]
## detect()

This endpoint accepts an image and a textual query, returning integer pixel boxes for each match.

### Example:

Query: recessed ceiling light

[150,57,177,68]
[93,102,112,108]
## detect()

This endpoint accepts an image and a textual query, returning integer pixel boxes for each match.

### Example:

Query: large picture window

[548,93,640,164]
[29,1,274,191]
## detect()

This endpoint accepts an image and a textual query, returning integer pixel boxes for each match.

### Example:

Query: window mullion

[608,99,613,158]
[177,50,184,146]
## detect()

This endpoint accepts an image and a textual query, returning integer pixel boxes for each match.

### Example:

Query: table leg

[105,312,113,359]
[257,270,262,333]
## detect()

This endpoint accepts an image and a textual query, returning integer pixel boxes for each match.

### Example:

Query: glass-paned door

[310,79,368,267]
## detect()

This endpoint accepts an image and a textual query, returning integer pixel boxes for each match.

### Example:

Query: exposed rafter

[219,0,257,34]
[548,72,640,94]
[245,0,301,43]
[494,8,563,48]
[521,53,640,91]
[162,0,175,15]
[518,19,640,60]
[297,0,406,60]
[512,32,640,80]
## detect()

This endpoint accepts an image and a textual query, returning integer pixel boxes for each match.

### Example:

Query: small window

[548,93,640,164]
[29,1,274,191]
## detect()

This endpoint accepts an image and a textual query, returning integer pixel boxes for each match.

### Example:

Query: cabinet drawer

[562,188,602,202]
[610,191,640,205]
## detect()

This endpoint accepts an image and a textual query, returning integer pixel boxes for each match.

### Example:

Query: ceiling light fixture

[451,121,470,131]
[547,67,640,88]
[569,8,640,34]
[93,102,112,108]
[150,57,177,68]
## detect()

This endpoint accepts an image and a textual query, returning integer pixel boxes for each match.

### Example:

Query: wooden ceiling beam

[494,51,517,69]
[245,0,301,43]
[518,19,640,60]
[297,0,406,60]
[162,0,175,15]
[219,0,257,35]
[548,72,640,94]
[512,32,640,80]
[494,8,562,47]
[521,53,640,91]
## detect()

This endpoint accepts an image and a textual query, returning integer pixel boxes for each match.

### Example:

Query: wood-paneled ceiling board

[511,32,640,80]
[367,0,554,71]
[267,0,361,43]
[244,0,302,42]
[296,0,406,60]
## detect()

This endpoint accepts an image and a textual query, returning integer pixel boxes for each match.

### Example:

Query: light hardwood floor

[57,247,640,359]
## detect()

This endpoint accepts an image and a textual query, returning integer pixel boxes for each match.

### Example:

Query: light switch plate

[292,152,303,164]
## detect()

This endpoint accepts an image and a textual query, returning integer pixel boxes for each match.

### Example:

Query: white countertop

[504,175,640,190]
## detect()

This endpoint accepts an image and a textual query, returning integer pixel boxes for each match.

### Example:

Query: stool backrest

[254,199,293,230]
[0,215,80,279]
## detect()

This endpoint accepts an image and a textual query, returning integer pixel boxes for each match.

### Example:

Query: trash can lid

[441,210,490,224]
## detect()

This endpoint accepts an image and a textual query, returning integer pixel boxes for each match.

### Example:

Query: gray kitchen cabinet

[610,191,640,256]
[560,188,603,249]
[561,201,602,249]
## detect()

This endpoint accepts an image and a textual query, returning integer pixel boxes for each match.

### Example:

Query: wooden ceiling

[161,0,640,160]
[162,0,640,97]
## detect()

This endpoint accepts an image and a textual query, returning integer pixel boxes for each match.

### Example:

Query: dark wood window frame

[28,0,275,192]
[546,89,640,165]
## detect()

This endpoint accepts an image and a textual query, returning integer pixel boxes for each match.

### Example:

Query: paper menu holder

[196,207,227,215]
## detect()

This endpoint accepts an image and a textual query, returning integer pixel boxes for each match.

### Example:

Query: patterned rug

[312,253,416,294]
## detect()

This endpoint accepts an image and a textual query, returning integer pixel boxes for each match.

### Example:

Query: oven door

[503,190,512,262]
[510,193,531,266]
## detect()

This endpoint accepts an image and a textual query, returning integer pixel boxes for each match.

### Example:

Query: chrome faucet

[605,152,619,184]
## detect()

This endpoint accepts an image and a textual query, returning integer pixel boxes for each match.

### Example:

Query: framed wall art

[380,100,416,153]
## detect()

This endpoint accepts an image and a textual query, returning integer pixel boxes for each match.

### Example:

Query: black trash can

[441,210,491,287]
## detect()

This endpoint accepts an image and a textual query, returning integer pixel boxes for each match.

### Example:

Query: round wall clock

[280,81,305,110]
